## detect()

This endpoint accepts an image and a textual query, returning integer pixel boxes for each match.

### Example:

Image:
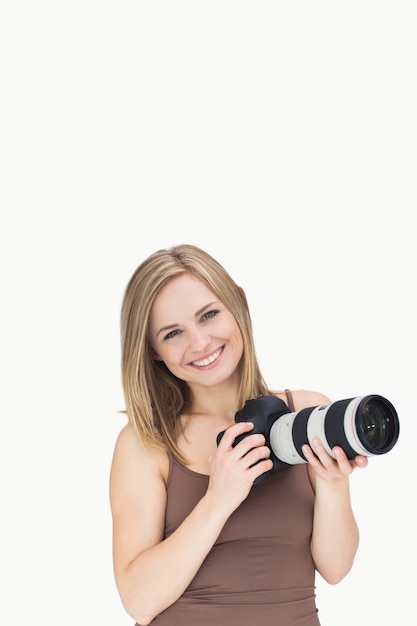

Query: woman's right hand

[207,421,273,513]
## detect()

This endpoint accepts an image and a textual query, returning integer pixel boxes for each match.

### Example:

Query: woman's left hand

[302,438,368,481]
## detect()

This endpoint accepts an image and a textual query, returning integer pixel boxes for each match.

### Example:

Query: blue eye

[164,329,181,340]
[202,309,219,321]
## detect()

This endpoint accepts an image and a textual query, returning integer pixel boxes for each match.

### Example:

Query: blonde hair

[120,244,270,464]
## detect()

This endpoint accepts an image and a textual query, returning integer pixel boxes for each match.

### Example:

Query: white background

[1,2,416,624]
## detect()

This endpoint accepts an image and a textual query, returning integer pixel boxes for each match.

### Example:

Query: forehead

[150,273,219,323]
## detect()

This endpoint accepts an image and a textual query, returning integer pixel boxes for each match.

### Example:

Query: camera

[216,394,400,482]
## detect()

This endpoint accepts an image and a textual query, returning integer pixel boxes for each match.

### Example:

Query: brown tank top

[139,391,320,626]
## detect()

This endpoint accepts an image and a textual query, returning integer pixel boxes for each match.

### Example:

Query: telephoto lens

[269,394,400,465]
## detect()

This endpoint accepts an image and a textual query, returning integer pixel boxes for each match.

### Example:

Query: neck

[187,380,240,422]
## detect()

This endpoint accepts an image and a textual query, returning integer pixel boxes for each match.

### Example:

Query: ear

[238,286,249,311]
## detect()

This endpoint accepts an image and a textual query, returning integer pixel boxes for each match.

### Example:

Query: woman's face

[149,273,244,388]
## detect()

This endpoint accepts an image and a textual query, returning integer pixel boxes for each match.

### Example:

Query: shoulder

[110,423,170,490]
[278,389,331,411]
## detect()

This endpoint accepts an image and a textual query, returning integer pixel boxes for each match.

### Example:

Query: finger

[301,442,327,471]
[248,457,274,481]
[239,444,271,468]
[353,455,368,469]
[217,421,254,449]
[233,433,268,458]
[309,438,336,469]
[331,447,354,474]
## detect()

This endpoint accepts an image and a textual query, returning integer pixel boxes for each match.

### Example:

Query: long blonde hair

[120,244,271,464]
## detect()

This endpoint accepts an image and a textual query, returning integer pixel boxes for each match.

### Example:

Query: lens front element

[356,396,399,455]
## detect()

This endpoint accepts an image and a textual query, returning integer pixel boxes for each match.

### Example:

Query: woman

[110,244,368,625]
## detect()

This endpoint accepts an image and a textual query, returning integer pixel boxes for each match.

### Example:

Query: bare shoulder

[110,423,169,503]
[289,389,331,411]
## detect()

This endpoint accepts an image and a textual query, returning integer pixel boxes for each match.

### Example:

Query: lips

[191,347,223,367]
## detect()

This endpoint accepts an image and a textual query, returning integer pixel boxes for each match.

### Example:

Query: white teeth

[193,348,222,367]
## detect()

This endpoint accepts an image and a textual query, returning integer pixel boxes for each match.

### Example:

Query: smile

[192,347,223,367]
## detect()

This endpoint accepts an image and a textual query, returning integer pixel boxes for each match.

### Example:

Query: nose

[188,325,210,351]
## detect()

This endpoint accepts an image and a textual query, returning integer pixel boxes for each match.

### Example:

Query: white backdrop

[1,2,416,624]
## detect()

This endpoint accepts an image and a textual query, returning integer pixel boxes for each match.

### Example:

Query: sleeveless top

[138,391,321,626]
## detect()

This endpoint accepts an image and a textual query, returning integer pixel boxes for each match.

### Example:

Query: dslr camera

[217,394,400,483]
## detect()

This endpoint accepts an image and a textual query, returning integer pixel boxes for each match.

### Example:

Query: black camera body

[217,394,400,484]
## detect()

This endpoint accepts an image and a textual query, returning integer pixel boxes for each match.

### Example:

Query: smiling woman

[109,243,368,626]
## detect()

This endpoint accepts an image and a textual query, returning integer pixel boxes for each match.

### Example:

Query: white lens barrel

[269,412,305,464]
[269,401,362,464]
[343,396,370,456]
[305,405,335,458]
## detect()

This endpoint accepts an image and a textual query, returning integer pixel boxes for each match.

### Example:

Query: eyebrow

[155,301,220,338]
